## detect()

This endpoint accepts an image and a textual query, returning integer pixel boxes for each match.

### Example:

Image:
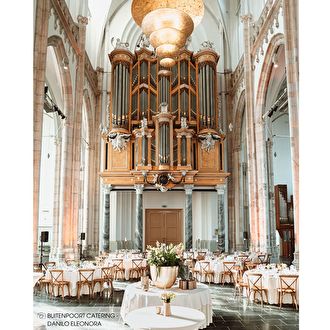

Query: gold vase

[163,302,171,316]
[150,265,178,289]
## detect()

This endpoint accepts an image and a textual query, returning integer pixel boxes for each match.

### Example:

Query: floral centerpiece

[160,292,176,316]
[147,242,184,289]
[161,292,176,303]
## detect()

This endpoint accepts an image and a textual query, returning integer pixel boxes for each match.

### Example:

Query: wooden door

[145,209,183,248]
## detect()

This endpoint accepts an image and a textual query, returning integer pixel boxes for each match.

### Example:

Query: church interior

[9,0,325,328]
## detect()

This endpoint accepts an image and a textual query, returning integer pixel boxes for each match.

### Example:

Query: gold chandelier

[132,0,204,68]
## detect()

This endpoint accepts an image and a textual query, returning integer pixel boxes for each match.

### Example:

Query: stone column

[216,185,226,253]
[50,137,62,260]
[102,184,112,252]
[184,185,193,250]
[241,14,259,252]
[70,15,88,260]
[134,184,144,251]
[33,0,51,261]
[282,0,299,269]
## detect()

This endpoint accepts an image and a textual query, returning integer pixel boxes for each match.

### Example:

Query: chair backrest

[245,261,256,270]
[101,267,114,280]
[65,258,75,266]
[45,261,56,270]
[199,261,210,273]
[49,269,64,283]
[187,252,195,259]
[247,273,263,290]
[238,255,250,263]
[258,254,267,263]
[223,261,236,273]
[132,259,143,269]
[78,269,95,282]
[197,252,206,261]
[112,259,124,270]
[279,274,298,291]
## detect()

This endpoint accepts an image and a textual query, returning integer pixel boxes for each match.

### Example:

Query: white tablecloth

[45,267,102,297]
[120,282,212,328]
[125,306,206,330]
[243,268,299,305]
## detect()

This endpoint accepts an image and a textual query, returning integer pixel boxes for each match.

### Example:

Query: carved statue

[198,133,221,152]
[180,117,188,129]
[107,132,131,152]
[159,102,168,113]
[201,40,215,50]
[136,33,150,49]
[111,37,129,49]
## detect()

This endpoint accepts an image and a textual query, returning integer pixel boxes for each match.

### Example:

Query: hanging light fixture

[132,0,204,67]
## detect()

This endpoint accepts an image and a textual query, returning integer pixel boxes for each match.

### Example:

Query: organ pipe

[206,65,210,127]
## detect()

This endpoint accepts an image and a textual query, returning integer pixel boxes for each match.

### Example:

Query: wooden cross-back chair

[93,266,114,298]
[196,251,206,261]
[246,273,268,307]
[77,269,95,300]
[186,251,195,259]
[65,258,75,266]
[44,261,56,270]
[198,261,214,284]
[257,254,267,264]
[232,265,249,299]
[220,261,236,285]
[112,259,125,280]
[129,259,145,279]
[49,269,70,301]
[278,275,299,310]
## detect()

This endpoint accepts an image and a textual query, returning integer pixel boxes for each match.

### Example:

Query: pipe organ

[101,45,229,189]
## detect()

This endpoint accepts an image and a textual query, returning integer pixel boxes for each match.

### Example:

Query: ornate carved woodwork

[101,45,230,189]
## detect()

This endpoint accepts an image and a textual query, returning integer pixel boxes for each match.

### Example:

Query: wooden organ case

[101,45,230,189]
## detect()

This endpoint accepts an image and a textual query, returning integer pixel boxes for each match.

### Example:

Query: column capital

[102,183,112,193]
[77,15,89,25]
[240,14,252,23]
[134,184,144,194]
[216,184,226,195]
[184,185,194,195]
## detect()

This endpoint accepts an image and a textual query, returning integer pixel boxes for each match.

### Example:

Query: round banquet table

[194,257,237,284]
[45,267,102,297]
[120,282,212,328]
[125,306,205,330]
[243,268,299,305]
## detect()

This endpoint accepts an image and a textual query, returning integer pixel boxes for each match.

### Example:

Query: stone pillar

[283,0,299,269]
[134,184,144,251]
[241,14,259,252]
[184,185,193,250]
[216,185,226,253]
[70,15,88,260]
[50,137,62,260]
[102,184,112,252]
[265,139,279,262]
[33,0,51,261]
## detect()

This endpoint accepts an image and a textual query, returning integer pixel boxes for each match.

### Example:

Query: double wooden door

[145,209,183,248]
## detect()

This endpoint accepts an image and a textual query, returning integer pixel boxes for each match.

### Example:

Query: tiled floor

[33,281,299,329]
